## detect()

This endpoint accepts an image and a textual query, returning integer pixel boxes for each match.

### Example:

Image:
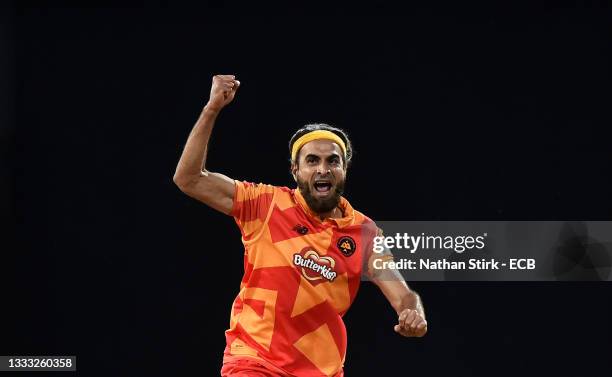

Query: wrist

[396,292,419,315]
[202,103,222,115]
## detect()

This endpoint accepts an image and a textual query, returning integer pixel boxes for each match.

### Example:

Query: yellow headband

[291,130,347,162]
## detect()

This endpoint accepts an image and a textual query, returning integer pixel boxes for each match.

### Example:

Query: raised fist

[206,74,240,112]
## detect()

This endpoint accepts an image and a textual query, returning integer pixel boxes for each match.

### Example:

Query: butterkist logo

[293,249,337,282]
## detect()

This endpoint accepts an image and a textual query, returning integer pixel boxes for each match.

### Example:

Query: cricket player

[173,75,427,376]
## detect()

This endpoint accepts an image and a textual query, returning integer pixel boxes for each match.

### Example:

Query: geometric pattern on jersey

[223,181,378,376]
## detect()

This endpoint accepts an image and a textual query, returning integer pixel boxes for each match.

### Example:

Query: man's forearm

[172,75,240,215]
[373,277,426,319]
[174,106,220,183]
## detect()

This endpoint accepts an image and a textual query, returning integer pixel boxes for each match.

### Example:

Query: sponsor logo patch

[293,249,337,282]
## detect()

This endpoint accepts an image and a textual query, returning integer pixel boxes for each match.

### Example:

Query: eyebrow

[304,153,341,160]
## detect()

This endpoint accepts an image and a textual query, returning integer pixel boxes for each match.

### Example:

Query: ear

[290,162,298,182]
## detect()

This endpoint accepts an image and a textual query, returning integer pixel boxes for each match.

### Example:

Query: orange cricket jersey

[223,181,378,377]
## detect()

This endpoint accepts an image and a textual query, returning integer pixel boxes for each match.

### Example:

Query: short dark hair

[288,123,353,167]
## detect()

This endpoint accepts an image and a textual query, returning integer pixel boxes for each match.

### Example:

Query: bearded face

[297,174,345,214]
[292,140,347,216]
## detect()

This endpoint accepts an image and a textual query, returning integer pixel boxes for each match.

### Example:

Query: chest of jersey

[243,204,368,316]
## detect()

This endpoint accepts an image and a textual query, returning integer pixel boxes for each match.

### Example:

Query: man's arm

[368,250,428,337]
[173,75,240,215]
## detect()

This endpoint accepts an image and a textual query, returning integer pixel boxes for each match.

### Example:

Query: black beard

[297,178,345,214]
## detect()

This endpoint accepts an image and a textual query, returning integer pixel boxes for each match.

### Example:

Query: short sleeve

[359,220,379,277]
[363,224,396,280]
[231,181,275,241]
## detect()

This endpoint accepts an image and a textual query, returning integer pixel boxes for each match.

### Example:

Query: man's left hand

[394,309,427,337]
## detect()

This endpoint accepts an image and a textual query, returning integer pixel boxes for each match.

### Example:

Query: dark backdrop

[5,2,612,376]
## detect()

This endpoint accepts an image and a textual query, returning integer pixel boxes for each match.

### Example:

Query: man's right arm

[173,74,240,215]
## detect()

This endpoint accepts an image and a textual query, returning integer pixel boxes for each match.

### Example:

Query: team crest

[337,236,356,257]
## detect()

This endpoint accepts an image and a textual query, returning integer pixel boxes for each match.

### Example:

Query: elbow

[173,173,195,193]
[172,173,185,189]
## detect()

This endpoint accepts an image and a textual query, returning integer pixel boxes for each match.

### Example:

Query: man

[173,75,427,377]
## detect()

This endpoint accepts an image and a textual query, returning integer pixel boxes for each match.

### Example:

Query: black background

[4,1,612,376]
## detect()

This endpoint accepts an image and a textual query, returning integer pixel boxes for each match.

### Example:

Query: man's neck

[317,206,342,221]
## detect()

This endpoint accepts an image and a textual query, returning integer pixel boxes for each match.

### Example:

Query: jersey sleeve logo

[337,236,356,257]
[293,249,337,283]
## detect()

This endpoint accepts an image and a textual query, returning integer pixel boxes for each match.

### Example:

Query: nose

[316,162,331,175]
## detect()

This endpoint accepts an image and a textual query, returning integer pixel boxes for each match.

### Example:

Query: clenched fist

[394,309,427,337]
[206,74,240,112]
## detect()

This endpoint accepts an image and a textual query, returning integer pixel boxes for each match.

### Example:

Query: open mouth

[313,180,333,194]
